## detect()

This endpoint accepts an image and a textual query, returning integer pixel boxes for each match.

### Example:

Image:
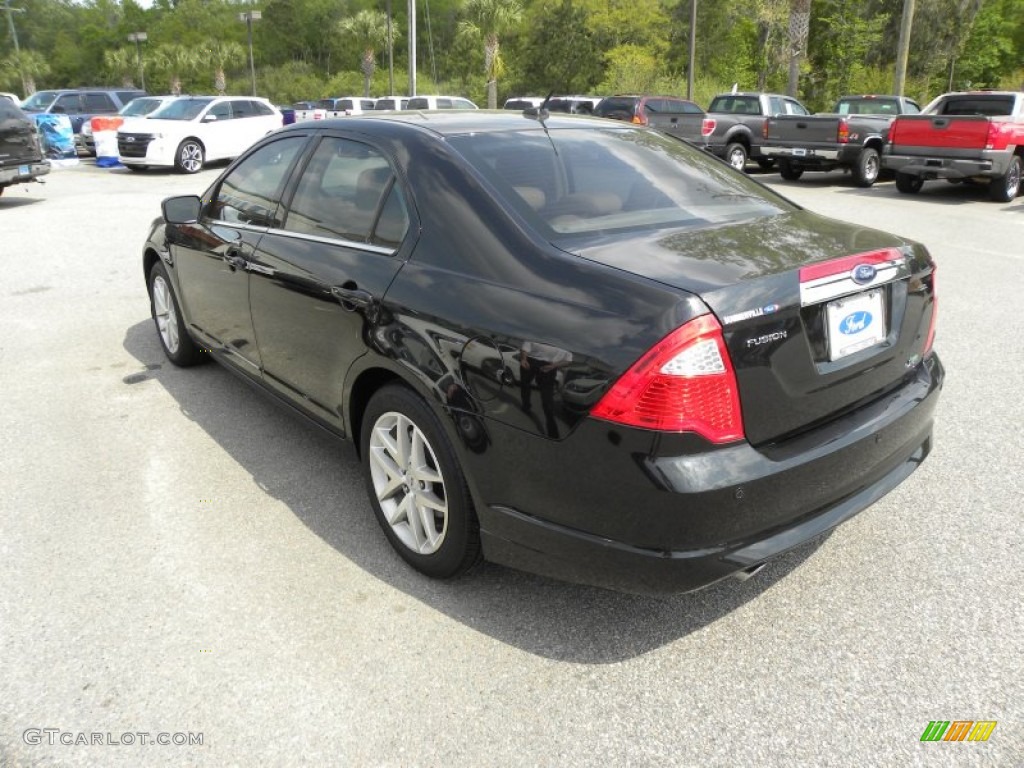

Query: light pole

[127,31,147,91]
[238,10,262,96]
[1,0,27,97]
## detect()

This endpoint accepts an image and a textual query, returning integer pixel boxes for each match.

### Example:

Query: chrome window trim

[800,258,907,306]
[265,227,397,256]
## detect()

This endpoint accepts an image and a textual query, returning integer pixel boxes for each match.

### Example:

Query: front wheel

[989,155,1022,203]
[852,147,880,187]
[361,384,481,579]
[895,172,924,194]
[779,161,803,181]
[148,261,204,366]
[724,142,748,172]
[175,139,204,174]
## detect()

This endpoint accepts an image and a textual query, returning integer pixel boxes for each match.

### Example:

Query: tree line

[1,0,1022,111]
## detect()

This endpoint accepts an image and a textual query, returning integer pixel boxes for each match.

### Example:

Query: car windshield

[149,98,213,121]
[449,127,794,238]
[21,91,60,110]
[121,98,168,117]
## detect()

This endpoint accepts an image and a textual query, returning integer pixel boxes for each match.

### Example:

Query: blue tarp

[32,113,77,162]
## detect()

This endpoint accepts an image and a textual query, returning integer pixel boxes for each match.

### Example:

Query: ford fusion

[143,112,942,593]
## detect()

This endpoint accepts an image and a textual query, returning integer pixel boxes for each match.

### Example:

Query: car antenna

[524,91,554,122]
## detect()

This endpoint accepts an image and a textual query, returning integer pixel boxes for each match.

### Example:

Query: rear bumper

[762,145,842,162]
[477,355,943,594]
[0,160,50,186]
[882,149,1011,179]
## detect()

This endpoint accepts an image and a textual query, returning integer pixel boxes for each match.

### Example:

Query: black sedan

[143,112,942,594]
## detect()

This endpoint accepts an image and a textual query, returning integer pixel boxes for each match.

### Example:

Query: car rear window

[449,127,793,238]
[593,97,638,118]
[709,96,761,114]
[934,96,1015,116]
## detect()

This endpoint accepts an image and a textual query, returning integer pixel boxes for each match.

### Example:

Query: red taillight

[591,314,745,443]
[923,267,937,355]
[702,117,717,137]
[798,247,901,282]
[762,119,769,139]
[985,122,1002,150]
[838,117,850,144]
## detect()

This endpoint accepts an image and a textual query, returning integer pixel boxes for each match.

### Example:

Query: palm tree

[203,40,245,94]
[458,0,523,109]
[787,0,811,96]
[1,50,50,96]
[152,44,200,96]
[104,48,138,88]
[338,11,394,98]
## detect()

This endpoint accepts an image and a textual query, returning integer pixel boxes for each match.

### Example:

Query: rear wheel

[779,161,803,181]
[852,147,880,187]
[724,142,748,171]
[988,155,1022,203]
[361,384,481,579]
[895,172,924,194]
[174,139,204,174]
[756,158,775,171]
[148,261,204,366]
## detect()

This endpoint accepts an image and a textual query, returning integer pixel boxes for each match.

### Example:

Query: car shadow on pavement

[772,173,1012,206]
[124,319,826,663]
[0,194,46,209]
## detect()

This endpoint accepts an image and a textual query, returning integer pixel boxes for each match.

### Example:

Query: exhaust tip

[733,562,767,582]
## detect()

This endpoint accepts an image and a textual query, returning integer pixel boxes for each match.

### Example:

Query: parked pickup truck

[761,95,921,187]
[700,92,811,170]
[293,96,376,122]
[883,91,1024,202]
[0,96,49,196]
[592,94,706,142]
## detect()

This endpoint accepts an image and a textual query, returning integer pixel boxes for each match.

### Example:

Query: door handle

[223,247,247,270]
[331,284,375,310]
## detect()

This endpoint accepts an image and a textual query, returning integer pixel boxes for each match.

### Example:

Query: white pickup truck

[293,96,376,122]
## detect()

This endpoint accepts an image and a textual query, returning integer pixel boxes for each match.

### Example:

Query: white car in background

[406,95,479,110]
[80,95,178,155]
[117,95,282,173]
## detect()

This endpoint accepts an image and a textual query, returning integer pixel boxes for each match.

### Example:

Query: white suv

[117,96,282,173]
[406,95,479,110]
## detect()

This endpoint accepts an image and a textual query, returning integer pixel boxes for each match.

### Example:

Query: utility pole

[386,0,394,97]
[893,0,915,96]
[407,0,416,97]
[238,10,262,96]
[687,0,696,101]
[127,31,147,91]
[2,0,27,97]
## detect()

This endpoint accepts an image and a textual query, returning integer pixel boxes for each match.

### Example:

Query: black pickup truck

[0,96,49,197]
[700,92,811,170]
[761,95,922,187]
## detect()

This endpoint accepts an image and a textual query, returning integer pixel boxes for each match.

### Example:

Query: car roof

[280,110,615,138]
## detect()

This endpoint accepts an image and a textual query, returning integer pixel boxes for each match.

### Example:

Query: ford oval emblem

[840,311,872,335]
[852,264,877,284]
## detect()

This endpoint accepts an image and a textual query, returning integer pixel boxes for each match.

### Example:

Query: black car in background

[0,96,49,196]
[143,113,942,594]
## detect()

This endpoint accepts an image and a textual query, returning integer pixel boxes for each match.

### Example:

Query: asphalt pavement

[1,160,1021,767]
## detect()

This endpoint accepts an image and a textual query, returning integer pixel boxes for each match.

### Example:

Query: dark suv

[20,88,147,142]
[0,97,50,197]
[593,95,705,141]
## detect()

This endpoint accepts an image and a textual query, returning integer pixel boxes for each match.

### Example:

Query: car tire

[779,161,803,181]
[175,139,205,174]
[895,172,924,194]
[756,158,775,171]
[852,147,880,187]
[988,154,1022,203]
[147,261,204,367]
[361,384,481,579]
[724,142,748,172]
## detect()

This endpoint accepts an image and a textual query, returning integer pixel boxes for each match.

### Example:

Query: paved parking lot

[1,161,1021,767]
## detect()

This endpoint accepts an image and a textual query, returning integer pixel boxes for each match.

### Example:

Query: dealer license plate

[792,148,807,157]
[826,289,886,360]
[19,164,29,176]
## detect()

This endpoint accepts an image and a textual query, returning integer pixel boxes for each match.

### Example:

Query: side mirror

[162,195,202,224]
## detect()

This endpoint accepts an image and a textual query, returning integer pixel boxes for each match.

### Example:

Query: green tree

[512,0,602,95]
[104,47,138,88]
[338,10,393,98]
[152,44,200,95]
[458,0,523,108]
[1,50,51,95]
[204,39,245,94]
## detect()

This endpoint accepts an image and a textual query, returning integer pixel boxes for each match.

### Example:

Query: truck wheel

[853,148,880,187]
[756,158,775,171]
[724,143,748,171]
[988,155,1021,203]
[895,172,923,194]
[779,161,803,181]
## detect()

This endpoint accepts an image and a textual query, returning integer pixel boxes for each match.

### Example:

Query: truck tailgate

[766,116,838,144]
[890,115,991,150]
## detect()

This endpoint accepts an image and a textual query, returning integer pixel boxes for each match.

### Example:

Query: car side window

[768,97,785,116]
[54,93,83,114]
[283,137,406,247]
[84,93,115,112]
[250,100,274,116]
[208,102,232,121]
[453,99,475,109]
[371,184,410,248]
[208,137,306,227]
[437,98,453,109]
[785,99,809,116]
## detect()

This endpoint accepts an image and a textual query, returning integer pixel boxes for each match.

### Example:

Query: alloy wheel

[368,411,448,555]
[180,143,203,173]
[152,275,180,354]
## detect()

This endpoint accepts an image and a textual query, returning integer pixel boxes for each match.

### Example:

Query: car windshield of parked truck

[708,96,760,114]
[20,91,60,111]
[149,98,214,121]
[450,127,792,237]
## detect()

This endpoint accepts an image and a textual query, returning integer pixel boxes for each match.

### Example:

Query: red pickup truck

[883,91,1024,202]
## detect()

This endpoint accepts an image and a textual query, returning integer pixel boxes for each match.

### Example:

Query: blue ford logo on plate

[840,311,872,335]
[852,264,877,284]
